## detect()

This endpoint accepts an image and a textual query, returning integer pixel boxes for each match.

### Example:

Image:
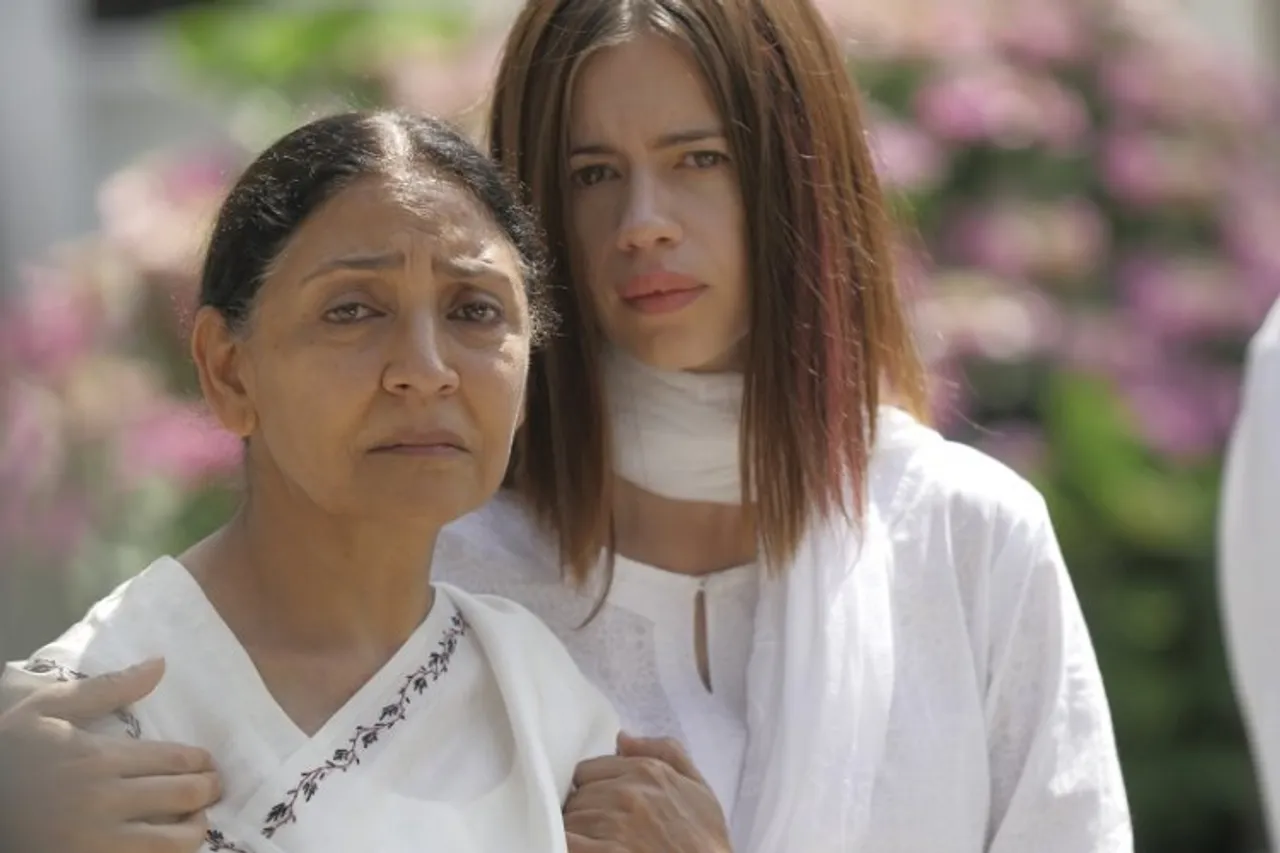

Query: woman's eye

[323,303,379,324]
[450,301,504,324]
[682,150,730,169]
[571,164,615,188]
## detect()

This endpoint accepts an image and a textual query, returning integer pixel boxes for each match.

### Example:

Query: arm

[982,497,1133,853]
[1219,300,1280,845]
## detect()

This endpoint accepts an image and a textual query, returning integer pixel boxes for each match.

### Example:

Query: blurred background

[0,0,1277,849]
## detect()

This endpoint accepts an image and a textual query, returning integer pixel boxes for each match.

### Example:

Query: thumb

[25,658,165,722]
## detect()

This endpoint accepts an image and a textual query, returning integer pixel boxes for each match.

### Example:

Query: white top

[1220,297,1280,846]
[3,558,620,853]
[436,414,1132,851]
[600,555,757,814]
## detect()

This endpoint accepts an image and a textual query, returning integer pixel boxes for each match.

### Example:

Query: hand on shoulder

[0,659,220,853]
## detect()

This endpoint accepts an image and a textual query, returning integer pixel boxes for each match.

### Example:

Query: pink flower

[1222,178,1280,304]
[1120,376,1220,460]
[1100,130,1224,207]
[0,381,65,499]
[993,0,1089,65]
[0,267,102,379]
[97,155,226,281]
[1118,363,1241,460]
[947,198,1109,282]
[866,116,948,192]
[1118,254,1254,339]
[116,404,241,486]
[1059,313,1163,380]
[60,358,164,442]
[1101,44,1273,132]
[914,63,1089,152]
[916,271,1062,362]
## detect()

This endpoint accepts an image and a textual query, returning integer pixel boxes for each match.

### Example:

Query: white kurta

[435,412,1132,851]
[3,557,620,853]
[1220,297,1280,846]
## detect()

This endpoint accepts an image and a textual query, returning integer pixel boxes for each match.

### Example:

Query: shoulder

[10,557,182,678]
[871,407,1050,541]
[1,557,180,736]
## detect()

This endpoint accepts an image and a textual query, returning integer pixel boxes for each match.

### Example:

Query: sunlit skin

[184,175,530,734]
[567,33,750,375]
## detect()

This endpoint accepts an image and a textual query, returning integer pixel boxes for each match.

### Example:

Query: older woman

[0,110,618,853]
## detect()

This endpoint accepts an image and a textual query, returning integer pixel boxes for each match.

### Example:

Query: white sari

[3,557,619,853]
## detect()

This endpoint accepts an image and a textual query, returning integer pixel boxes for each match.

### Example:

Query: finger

[572,755,635,788]
[563,782,627,815]
[617,732,706,784]
[24,659,165,723]
[108,772,222,822]
[566,832,622,853]
[119,812,210,853]
[93,733,216,778]
[564,804,624,837]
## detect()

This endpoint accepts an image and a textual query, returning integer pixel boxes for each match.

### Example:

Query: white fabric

[602,554,758,814]
[606,348,744,504]
[1220,296,1280,848]
[606,348,890,849]
[3,558,619,853]
[436,407,1133,852]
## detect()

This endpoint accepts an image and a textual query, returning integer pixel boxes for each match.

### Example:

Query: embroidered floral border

[23,658,144,739]
[261,609,468,837]
[20,606,467,853]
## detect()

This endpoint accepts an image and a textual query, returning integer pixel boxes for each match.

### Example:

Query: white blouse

[4,558,620,853]
[1220,296,1280,845]
[435,415,1132,851]
[598,555,758,815]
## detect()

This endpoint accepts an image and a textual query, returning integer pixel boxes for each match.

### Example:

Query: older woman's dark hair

[200,110,552,338]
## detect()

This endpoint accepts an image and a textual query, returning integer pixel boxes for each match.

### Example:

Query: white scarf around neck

[603,347,910,852]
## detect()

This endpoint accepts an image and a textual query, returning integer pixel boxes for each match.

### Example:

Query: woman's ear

[191,306,256,438]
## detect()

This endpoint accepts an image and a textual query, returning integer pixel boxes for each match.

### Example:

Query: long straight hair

[488,0,928,583]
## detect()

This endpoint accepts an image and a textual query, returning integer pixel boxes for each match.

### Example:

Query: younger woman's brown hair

[488,0,928,582]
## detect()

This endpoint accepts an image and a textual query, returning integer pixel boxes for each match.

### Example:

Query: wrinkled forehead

[277,174,516,273]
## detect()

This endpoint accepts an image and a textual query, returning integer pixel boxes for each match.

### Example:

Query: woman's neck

[183,497,438,660]
[611,477,757,575]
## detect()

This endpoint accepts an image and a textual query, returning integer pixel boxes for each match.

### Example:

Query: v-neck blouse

[5,556,621,853]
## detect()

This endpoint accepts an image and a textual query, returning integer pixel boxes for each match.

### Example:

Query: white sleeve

[983,496,1133,852]
[1219,299,1280,845]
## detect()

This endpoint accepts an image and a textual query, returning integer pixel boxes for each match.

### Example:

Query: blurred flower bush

[2,1,1276,849]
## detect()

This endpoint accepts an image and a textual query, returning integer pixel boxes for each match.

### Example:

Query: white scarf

[605,348,904,852]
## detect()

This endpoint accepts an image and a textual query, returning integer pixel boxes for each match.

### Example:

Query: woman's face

[567,33,749,373]
[195,175,530,528]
